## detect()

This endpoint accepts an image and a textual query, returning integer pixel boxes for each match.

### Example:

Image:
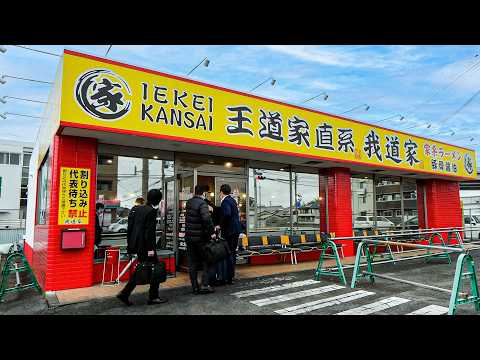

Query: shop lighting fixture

[0,46,6,53]
[153,155,158,159]
[210,192,214,197]
[0,75,52,85]
[208,160,214,164]
[340,104,370,115]
[2,112,43,119]
[250,77,276,92]
[224,162,232,168]
[186,57,210,76]
[107,159,113,164]
[0,95,47,104]
[241,194,247,199]
[279,168,284,171]
[301,92,329,104]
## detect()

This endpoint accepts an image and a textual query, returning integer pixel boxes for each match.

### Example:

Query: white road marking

[275,290,375,315]
[231,279,319,298]
[251,284,344,307]
[407,305,449,315]
[335,296,410,315]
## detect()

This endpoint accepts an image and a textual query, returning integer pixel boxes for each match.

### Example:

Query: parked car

[403,216,419,230]
[107,218,128,233]
[353,216,395,229]
[464,215,480,240]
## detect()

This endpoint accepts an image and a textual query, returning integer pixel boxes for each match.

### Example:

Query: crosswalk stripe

[275,290,375,315]
[231,279,319,298]
[251,284,344,307]
[335,296,410,315]
[407,305,449,315]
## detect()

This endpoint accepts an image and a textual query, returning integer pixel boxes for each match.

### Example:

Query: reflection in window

[292,171,319,233]
[249,168,291,234]
[402,178,418,230]
[96,154,173,248]
[374,176,401,229]
[36,153,50,225]
[351,175,374,230]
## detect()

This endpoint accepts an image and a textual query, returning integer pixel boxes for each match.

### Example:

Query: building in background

[0,139,33,228]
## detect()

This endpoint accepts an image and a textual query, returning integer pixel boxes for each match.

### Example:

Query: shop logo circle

[464,153,474,175]
[74,69,131,121]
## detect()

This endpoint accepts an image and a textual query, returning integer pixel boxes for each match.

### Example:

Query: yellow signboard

[59,50,477,180]
[58,167,90,225]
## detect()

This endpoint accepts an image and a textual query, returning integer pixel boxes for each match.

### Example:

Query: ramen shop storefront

[24,49,477,292]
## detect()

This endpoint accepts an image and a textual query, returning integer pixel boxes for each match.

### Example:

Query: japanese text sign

[59,50,476,180]
[58,167,90,225]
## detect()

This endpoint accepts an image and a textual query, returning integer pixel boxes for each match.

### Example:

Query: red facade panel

[37,135,98,291]
[320,168,354,256]
[423,179,462,244]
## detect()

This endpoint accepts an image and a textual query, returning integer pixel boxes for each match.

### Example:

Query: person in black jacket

[117,189,167,306]
[185,185,216,294]
[126,197,145,255]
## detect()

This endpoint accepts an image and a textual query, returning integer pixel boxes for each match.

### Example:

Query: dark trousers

[224,233,239,282]
[119,256,160,300]
[186,242,214,289]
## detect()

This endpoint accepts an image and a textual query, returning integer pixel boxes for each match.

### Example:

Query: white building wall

[0,140,33,224]
[25,143,39,247]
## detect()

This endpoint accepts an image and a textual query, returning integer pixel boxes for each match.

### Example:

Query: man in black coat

[126,197,145,255]
[185,185,216,294]
[117,189,167,306]
[218,184,242,285]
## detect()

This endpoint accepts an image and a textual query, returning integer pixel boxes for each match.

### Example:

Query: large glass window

[374,176,401,230]
[96,154,171,246]
[249,166,291,234]
[292,171,319,233]
[351,174,374,230]
[402,178,418,230]
[36,153,50,225]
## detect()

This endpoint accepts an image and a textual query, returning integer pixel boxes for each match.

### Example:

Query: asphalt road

[1,251,480,315]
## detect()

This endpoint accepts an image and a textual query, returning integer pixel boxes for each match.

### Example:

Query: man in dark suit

[117,189,167,306]
[218,184,242,285]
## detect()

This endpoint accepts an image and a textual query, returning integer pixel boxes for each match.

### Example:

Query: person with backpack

[117,189,167,306]
[185,185,216,294]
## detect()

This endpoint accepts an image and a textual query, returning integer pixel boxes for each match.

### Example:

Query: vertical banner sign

[58,167,91,225]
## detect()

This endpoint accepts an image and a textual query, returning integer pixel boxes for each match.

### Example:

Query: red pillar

[44,135,98,291]
[418,179,462,244]
[319,168,354,256]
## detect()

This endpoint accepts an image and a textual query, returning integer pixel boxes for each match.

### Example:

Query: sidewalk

[48,244,473,307]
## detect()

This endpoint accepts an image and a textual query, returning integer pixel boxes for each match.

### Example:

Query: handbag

[203,235,231,265]
[134,260,167,285]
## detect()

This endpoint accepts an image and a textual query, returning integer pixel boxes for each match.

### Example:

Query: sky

[1,44,480,165]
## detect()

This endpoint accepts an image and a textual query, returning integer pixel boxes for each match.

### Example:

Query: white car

[108,218,128,233]
[354,216,395,229]
[464,215,480,240]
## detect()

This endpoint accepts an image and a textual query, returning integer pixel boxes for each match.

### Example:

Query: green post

[314,239,346,286]
[0,247,42,303]
[425,232,451,264]
[448,253,480,315]
[351,241,374,288]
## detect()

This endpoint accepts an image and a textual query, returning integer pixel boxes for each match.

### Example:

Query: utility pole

[254,176,258,229]
[142,158,149,200]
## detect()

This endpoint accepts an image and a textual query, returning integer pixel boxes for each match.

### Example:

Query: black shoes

[148,297,169,305]
[213,279,226,287]
[199,285,215,294]
[192,287,200,295]
[116,294,133,307]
